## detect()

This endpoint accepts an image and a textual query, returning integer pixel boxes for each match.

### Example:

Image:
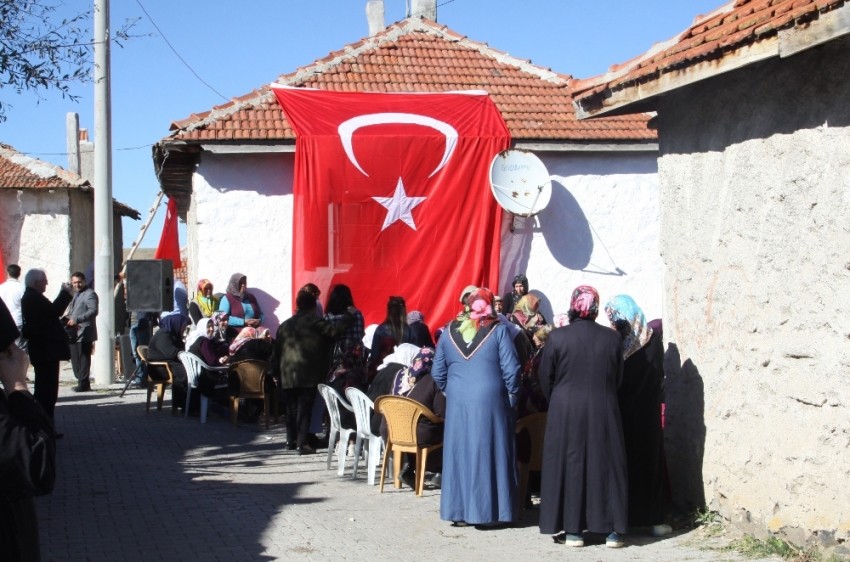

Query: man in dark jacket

[1,298,57,562]
[270,291,352,455]
[21,269,73,420]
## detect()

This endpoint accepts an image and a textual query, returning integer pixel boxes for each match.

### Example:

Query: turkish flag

[154,197,181,266]
[273,87,510,329]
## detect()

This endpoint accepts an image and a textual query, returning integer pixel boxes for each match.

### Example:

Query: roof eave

[574,4,850,120]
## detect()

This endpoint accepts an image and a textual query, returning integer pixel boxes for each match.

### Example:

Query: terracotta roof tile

[163,18,654,144]
[0,143,140,219]
[573,0,846,105]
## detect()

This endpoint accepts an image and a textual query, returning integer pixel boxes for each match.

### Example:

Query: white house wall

[500,152,662,323]
[0,189,72,290]
[186,150,662,334]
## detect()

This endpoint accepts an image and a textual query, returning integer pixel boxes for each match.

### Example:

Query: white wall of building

[186,150,662,333]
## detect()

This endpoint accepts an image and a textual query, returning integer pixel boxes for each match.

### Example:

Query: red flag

[154,197,181,266]
[273,87,510,329]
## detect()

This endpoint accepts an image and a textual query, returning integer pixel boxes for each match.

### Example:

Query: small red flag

[154,197,181,266]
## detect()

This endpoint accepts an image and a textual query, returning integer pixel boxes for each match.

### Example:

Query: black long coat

[537,318,628,536]
[270,310,350,390]
[619,330,670,526]
[21,287,72,363]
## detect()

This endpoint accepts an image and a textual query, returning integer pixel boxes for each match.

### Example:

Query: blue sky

[1,0,723,248]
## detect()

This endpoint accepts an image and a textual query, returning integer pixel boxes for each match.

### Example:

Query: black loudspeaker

[126,259,173,312]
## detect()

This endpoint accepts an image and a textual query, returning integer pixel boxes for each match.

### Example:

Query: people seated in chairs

[186,318,230,403]
[228,327,273,363]
[367,343,421,435]
[188,278,219,325]
[146,314,190,411]
[218,273,263,328]
[381,346,445,490]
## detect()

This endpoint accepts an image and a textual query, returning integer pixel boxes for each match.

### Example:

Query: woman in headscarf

[146,313,190,412]
[509,293,548,341]
[383,346,445,489]
[366,342,421,434]
[211,312,236,346]
[605,295,671,537]
[186,317,230,401]
[218,273,263,328]
[188,278,219,325]
[431,287,521,528]
[538,285,628,548]
[228,326,272,363]
[406,310,434,348]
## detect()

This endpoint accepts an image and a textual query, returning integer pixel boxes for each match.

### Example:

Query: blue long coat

[432,321,521,525]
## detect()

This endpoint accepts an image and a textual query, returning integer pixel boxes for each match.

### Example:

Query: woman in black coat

[146,314,190,411]
[538,285,627,548]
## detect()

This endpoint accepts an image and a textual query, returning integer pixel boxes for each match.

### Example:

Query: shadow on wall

[539,183,594,271]
[251,288,281,333]
[664,342,706,513]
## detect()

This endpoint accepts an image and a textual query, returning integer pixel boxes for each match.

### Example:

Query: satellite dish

[489,149,553,218]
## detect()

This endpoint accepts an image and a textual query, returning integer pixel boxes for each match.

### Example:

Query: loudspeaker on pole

[126,259,174,312]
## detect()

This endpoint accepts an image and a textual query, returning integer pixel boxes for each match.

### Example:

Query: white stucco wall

[186,150,662,333]
[1,190,73,290]
[500,151,662,323]
[656,37,850,549]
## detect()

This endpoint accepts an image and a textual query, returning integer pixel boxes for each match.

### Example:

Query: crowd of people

[0,262,674,554]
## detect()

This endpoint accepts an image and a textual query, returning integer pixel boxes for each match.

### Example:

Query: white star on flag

[372,178,427,231]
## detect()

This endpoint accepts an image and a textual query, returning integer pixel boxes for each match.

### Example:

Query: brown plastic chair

[136,345,177,414]
[374,395,444,496]
[227,359,277,429]
[515,412,547,512]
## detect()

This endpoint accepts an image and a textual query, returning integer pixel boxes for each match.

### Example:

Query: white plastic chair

[345,387,384,485]
[317,384,356,476]
[178,352,228,424]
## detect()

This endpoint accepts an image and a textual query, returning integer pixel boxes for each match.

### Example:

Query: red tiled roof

[164,18,655,144]
[572,0,847,113]
[0,143,141,219]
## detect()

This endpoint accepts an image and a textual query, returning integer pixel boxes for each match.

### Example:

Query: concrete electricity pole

[93,0,115,386]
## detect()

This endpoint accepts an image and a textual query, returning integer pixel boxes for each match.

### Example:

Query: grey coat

[67,287,99,343]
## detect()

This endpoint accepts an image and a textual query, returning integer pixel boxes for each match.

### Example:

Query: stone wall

[657,36,850,551]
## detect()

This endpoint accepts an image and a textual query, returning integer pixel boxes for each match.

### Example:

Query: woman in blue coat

[431,287,521,527]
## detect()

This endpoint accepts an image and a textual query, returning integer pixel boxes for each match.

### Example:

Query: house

[0,142,140,290]
[154,14,664,333]
[572,0,849,553]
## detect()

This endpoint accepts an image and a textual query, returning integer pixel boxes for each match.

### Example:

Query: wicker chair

[374,395,444,496]
[515,412,548,512]
[136,345,176,414]
[227,359,276,429]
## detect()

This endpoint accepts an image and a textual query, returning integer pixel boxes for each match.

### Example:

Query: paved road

[34,366,775,562]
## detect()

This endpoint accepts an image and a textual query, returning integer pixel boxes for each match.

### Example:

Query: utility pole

[93,0,115,386]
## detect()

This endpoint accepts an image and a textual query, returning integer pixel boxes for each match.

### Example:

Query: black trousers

[282,387,317,447]
[69,341,93,385]
[32,360,59,420]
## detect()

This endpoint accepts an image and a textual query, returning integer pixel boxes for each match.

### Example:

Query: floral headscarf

[228,326,257,355]
[457,288,498,343]
[511,294,545,332]
[193,278,219,318]
[392,347,435,396]
[568,285,599,322]
[604,294,652,359]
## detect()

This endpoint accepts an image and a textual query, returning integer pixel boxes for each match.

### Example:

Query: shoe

[308,434,329,449]
[430,472,442,489]
[286,442,297,451]
[298,444,316,455]
[128,380,143,389]
[451,521,468,527]
[651,523,673,537]
[553,533,583,546]
[71,384,91,392]
[400,468,416,490]
[606,532,625,548]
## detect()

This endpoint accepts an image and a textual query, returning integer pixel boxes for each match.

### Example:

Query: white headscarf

[378,343,421,371]
[185,317,213,349]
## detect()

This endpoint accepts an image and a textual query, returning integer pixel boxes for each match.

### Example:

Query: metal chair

[317,384,356,476]
[515,412,548,512]
[178,351,228,424]
[374,394,443,496]
[345,387,383,485]
[227,359,276,429]
[136,345,176,414]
